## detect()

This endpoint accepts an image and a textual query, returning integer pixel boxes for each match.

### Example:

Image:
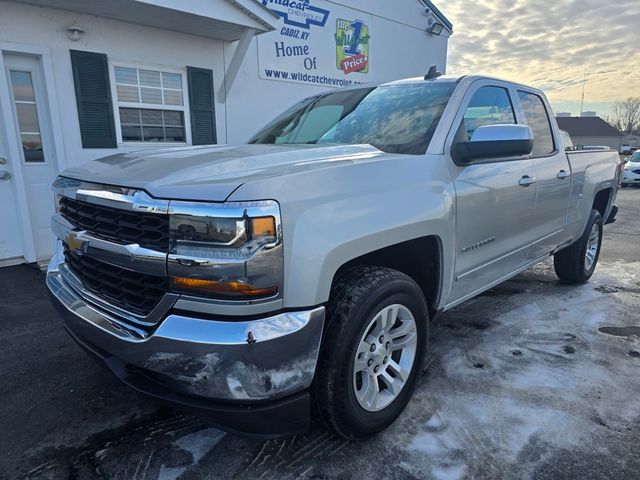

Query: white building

[0,0,452,266]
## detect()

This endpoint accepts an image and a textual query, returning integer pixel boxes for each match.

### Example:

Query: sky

[441,0,640,117]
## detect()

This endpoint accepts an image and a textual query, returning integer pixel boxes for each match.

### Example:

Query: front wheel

[554,209,603,283]
[314,266,428,438]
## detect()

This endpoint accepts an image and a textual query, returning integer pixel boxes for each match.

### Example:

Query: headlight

[170,214,277,251]
[168,200,283,301]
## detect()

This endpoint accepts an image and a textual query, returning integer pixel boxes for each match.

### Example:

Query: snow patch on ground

[158,428,225,480]
[389,258,640,479]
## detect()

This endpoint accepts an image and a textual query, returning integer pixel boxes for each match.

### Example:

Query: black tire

[313,266,429,438]
[554,209,603,284]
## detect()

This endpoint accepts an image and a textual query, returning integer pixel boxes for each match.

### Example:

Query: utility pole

[579,65,587,116]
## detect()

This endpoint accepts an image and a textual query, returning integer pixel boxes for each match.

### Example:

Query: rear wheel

[314,266,428,438]
[554,209,603,283]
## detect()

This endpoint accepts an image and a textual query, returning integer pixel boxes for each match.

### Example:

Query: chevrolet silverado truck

[47,74,620,439]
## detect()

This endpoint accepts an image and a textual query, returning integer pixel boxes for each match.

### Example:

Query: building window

[119,108,185,142]
[113,66,187,143]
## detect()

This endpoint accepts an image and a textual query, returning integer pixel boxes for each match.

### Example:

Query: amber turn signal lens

[171,276,277,299]
[250,216,276,238]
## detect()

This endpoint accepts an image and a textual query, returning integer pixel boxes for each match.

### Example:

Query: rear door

[445,81,536,305]
[516,90,571,259]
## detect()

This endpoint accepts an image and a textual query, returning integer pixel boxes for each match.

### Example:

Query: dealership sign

[261,0,330,29]
[336,18,369,74]
[258,0,372,87]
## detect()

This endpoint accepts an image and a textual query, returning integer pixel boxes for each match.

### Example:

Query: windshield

[249,83,456,155]
[630,151,640,162]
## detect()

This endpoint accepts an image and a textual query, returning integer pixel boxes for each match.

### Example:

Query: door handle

[557,170,571,179]
[0,170,11,181]
[518,175,536,187]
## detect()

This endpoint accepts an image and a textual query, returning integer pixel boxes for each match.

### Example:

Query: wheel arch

[592,187,613,219]
[328,236,444,319]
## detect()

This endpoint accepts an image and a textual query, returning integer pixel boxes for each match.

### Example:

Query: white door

[0,117,25,265]
[2,53,58,263]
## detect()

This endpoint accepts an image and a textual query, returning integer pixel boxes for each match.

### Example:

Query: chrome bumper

[46,248,325,403]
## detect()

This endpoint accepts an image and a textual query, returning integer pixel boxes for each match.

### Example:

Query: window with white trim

[113,66,187,143]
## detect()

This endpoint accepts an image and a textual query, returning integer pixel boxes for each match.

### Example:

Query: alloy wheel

[352,304,418,412]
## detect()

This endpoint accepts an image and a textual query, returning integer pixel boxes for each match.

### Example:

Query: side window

[462,86,516,140]
[518,91,555,156]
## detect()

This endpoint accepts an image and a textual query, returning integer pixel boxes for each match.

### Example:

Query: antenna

[425,65,442,80]
[579,65,587,116]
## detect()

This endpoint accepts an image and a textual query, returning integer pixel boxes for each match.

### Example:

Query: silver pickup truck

[47,74,620,439]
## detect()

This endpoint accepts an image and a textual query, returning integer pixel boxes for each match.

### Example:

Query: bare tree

[606,97,640,135]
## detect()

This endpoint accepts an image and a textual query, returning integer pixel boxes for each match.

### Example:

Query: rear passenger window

[462,86,515,140]
[518,91,555,156]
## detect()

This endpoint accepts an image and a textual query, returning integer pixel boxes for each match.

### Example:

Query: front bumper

[46,246,325,437]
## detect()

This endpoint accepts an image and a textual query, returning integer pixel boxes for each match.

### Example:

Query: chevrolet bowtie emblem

[65,231,87,255]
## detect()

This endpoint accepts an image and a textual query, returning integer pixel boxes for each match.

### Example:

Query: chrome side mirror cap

[453,124,534,164]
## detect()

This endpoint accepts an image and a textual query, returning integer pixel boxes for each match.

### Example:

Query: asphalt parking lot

[2,188,639,480]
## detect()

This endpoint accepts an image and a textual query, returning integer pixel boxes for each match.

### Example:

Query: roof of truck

[319,75,547,100]
[382,75,463,85]
[382,75,543,91]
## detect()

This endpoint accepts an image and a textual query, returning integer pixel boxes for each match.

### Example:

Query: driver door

[446,82,536,305]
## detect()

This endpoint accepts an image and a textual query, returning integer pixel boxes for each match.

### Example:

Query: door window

[462,86,516,140]
[518,91,555,156]
[9,70,45,162]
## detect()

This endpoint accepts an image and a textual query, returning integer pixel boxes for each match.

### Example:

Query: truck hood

[61,144,386,201]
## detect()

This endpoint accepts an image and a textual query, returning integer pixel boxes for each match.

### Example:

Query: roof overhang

[14,0,279,41]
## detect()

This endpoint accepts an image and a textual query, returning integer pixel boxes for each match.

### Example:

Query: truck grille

[59,196,170,252]
[64,246,168,317]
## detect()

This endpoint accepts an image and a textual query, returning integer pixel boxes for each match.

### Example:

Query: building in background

[556,116,623,151]
[0,0,452,266]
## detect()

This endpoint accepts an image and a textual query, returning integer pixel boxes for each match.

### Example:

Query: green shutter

[187,66,217,145]
[70,50,117,148]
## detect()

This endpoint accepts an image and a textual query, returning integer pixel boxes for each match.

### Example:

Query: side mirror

[453,124,534,164]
